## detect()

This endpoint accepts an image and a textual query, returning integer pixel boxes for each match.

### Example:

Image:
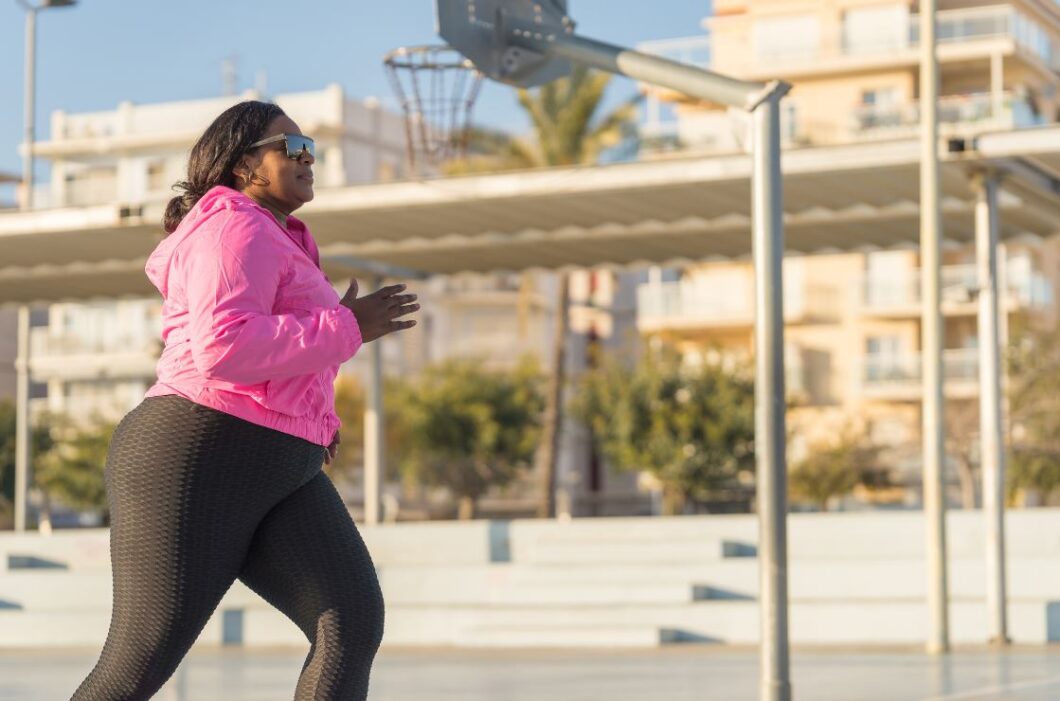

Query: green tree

[0,400,56,529]
[445,66,642,174]
[789,427,883,512]
[570,345,755,515]
[1006,321,1060,504]
[443,69,642,518]
[389,357,545,519]
[34,410,116,525]
[325,375,366,490]
[326,374,426,502]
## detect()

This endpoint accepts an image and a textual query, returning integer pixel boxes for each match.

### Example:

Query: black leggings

[72,394,385,700]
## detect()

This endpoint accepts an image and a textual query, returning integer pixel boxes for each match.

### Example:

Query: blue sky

[0,1,709,195]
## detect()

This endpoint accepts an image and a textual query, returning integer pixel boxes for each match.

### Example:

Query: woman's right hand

[339,279,418,343]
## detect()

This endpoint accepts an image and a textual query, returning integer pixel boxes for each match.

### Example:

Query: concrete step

[0,604,252,649]
[379,572,709,605]
[377,599,1058,647]
[8,557,1057,612]
[0,572,267,612]
[455,624,680,648]
[1,530,111,573]
[517,538,754,565]
[2,596,1055,649]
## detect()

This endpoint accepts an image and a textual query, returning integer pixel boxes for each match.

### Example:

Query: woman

[72,101,417,700]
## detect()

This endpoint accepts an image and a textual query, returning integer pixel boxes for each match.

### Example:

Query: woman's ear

[232,155,253,188]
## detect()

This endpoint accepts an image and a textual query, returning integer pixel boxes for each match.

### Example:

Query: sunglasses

[247,133,315,160]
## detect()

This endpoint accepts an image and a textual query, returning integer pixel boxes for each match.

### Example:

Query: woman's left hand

[324,430,340,465]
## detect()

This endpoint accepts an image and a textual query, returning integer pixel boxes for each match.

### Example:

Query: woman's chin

[292,182,315,204]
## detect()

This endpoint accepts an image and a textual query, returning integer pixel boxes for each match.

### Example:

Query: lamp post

[14,0,76,533]
[18,0,77,211]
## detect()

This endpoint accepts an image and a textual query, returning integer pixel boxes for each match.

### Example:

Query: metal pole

[974,173,1009,646]
[14,305,31,532]
[363,276,385,526]
[752,94,791,701]
[920,0,950,656]
[513,32,783,111]
[499,24,793,697]
[22,6,37,211]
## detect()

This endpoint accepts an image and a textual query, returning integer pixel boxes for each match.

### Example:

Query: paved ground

[2,645,1059,701]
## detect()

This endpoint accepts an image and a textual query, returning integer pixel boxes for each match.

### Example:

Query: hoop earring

[248,172,271,187]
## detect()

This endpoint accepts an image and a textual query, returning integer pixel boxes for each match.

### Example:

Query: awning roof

[2,126,1060,307]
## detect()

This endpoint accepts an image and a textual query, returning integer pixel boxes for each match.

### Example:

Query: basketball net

[384,45,484,176]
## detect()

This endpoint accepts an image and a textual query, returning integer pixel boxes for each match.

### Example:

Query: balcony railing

[863,348,979,387]
[636,280,840,330]
[852,91,1041,136]
[638,5,1058,73]
[862,264,1053,312]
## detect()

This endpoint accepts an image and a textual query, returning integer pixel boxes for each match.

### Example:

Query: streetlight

[18,0,77,211]
[13,0,76,534]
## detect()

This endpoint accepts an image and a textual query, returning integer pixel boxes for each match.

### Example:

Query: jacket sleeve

[183,212,362,384]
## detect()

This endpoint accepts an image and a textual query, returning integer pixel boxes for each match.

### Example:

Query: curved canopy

[2,127,1060,307]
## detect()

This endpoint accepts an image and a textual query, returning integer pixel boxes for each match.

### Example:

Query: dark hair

[163,100,286,233]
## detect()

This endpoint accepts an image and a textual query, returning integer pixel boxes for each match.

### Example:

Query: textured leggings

[71,394,385,700]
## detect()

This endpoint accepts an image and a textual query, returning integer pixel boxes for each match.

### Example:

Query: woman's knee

[310,582,385,655]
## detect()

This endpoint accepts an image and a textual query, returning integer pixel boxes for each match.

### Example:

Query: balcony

[861,264,1053,318]
[862,348,979,400]
[639,5,1058,77]
[852,91,1042,141]
[28,329,160,381]
[752,5,1054,74]
[636,280,840,334]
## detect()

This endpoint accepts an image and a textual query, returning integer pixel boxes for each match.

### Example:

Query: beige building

[637,0,1060,502]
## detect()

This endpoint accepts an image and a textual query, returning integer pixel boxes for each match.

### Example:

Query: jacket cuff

[333,304,363,358]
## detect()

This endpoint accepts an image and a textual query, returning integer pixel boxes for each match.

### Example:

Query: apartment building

[637,0,1060,501]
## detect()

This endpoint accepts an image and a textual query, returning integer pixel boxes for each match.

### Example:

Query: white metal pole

[22,6,37,211]
[363,276,385,526]
[974,173,1009,646]
[14,305,31,532]
[753,94,791,701]
[920,0,950,656]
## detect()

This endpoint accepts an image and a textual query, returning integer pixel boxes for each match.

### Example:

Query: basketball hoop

[383,45,484,175]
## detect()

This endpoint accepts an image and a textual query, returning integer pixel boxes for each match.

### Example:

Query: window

[861,88,899,107]
[752,14,821,63]
[865,336,909,382]
[147,160,167,192]
[842,4,910,55]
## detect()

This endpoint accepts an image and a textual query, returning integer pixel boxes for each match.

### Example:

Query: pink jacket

[144,185,362,447]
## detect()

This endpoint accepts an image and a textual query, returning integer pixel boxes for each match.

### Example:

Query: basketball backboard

[435,0,574,87]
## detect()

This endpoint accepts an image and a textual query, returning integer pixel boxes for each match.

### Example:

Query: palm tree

[446,67,641,518]
[445,65,642,172]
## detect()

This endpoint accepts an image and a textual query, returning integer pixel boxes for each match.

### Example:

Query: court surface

[3,645,1058,700]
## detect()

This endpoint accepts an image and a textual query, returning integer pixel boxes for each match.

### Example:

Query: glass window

[843,4,910,55]
[752,14,821,63]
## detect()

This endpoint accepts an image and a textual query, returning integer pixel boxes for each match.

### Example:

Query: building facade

[637,0,1060,505]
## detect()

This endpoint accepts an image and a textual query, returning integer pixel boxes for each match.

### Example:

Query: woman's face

[236,114,315,214]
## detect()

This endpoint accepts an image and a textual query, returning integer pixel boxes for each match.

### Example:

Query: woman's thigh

[104,396,326,642]
[237,471,385,647]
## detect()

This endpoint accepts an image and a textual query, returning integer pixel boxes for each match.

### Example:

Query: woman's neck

[244,191,288,229]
